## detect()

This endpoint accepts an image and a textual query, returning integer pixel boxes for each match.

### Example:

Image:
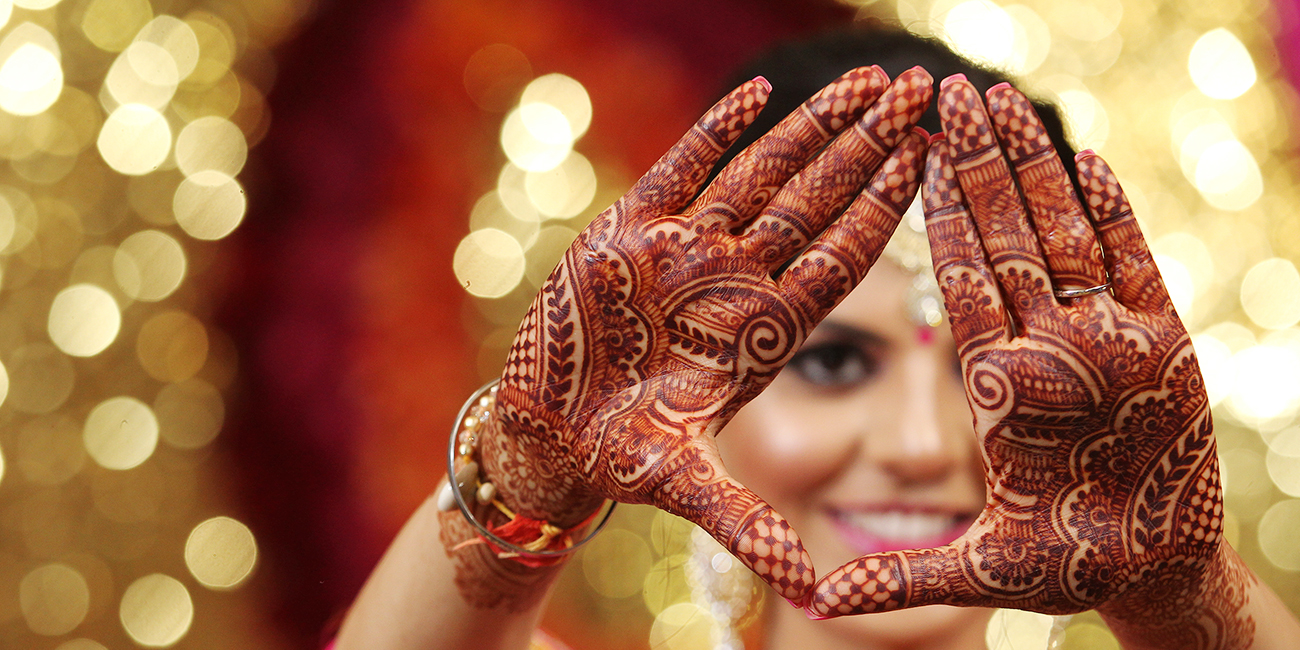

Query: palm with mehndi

[812,78,1250,647]
[470,68,934,601]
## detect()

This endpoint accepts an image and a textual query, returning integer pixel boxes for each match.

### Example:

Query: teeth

[841,511,957,541]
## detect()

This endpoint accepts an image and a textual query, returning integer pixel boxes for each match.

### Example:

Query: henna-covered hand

[809,78,1255,648]
[456,68,935,603]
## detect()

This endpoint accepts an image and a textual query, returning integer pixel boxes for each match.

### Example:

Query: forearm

[1099,543,1300,650]
[333,494,562,650]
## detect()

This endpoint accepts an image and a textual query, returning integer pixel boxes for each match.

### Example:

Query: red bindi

[917,326,935,345]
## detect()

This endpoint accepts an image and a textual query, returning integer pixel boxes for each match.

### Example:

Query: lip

[826,505,978,556]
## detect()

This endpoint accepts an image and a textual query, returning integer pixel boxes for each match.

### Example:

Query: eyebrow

[804,321,888,348]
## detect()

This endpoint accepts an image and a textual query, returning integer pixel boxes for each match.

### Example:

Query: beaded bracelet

[437,380,615,567]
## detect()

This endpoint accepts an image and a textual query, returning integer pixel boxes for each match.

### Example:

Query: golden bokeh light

[0,442,5,487]
[1152,254,1193,322]
[13,0,55,9]
[20,563,89,636]
[521,73,592,139]
[1227,344,1300,427]
[497,163,542,223]
[525,151,596,219]
[453,228,526,298]
[648,602,711,650]
[642,554,692,617]
[1045,81,1107,149]
[1240,258,1300,330]
[1151,232,1214,299]
[470,190,538,247]
[985,609,1054,650]
[0,24,63,116]
[16,415,86,486]
[935,0,1017,71]
[1193,138,1262,211]
[525,225,579,287]
[97,103,171,175]
[1060,622,1120,650]
[80,0,153,53]
[184,14,235,86]
[172,170,246,240]
[184,516,258,589]
[114,229,186,301]
[47,283,122,357]
[135,16,199,80]
[1188,29,1256,100]
[175,116,248,177]
[55,640,109,650]
[154,378,224,449]
[0,357,7,409]
[1001,5,1051,75]
[1191,332,1234,406]
[104,41,180,110]
[119,573,193,647]
[1257,499,1300,571]
[137,310,209,382]
[1222,447,1278,523]
[83,396,159,470]
[1266,432,1300,497]
[500,103,574,172]
[4,343,75,414]
[582,529,652,599]
[462,43,532,113]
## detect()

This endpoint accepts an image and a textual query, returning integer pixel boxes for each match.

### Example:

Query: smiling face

[719,260,992,649]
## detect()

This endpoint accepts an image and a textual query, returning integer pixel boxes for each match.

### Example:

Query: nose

[873,345,961,483]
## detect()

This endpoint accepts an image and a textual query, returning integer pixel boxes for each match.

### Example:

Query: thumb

[808,540,987,617]
[651,466,814,603]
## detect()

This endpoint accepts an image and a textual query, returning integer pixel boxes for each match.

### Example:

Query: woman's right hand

[470,66,934,602]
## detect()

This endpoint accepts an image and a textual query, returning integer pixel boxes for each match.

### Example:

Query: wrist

[438,382,610,569]
[1097,543,1255,650]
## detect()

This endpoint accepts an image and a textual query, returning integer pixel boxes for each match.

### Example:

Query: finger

[809,545,981,617]
[777,127,927,324]
[985,84,1106,294]
[1075,152,1171,312]
[652,461,814,602]
[740,67,933,269]
[923,136,1011,347]
[689,66,889,231]
[938,75,1054,328]
[624,76,771,216]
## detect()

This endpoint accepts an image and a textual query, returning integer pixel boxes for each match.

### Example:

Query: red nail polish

[928,132,946,145]
[911,125,930,139]
[785,598,802,609]
[870,64,886,79]
[941,73,968,88]
[805,606,832,621]
[987,81,1013,93]
[753,75,772,93]
[1075,149,1096,161]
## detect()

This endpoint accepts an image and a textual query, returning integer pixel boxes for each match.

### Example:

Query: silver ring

[1054,283,1111,299]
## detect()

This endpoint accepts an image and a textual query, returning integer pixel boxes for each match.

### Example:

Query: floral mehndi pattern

[441,68,936,607]
[810,79,1255,650]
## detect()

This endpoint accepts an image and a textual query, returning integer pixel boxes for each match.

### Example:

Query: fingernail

[987,81,1013,94]
[1074,149,1096,161]
[752,75,772,93]
[870,64,886,79]
[911,125,930,139]
[785,598,802,609]
[941,73,968,88]
[928,132,946,145]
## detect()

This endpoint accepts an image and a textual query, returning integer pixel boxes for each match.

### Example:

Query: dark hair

[711,24,1077,181]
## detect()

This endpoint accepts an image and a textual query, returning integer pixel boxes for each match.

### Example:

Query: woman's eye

[788,341,879,388]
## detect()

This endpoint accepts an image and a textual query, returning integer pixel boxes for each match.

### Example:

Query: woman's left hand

[809,77,1250,643]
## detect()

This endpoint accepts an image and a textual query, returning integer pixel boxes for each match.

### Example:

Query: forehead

[823,260,916,335]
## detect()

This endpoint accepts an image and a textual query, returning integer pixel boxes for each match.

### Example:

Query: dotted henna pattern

[810,79,1255,650]
[444,69,935,608]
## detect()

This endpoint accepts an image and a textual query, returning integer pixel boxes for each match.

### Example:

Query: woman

[333,31,1299,649]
